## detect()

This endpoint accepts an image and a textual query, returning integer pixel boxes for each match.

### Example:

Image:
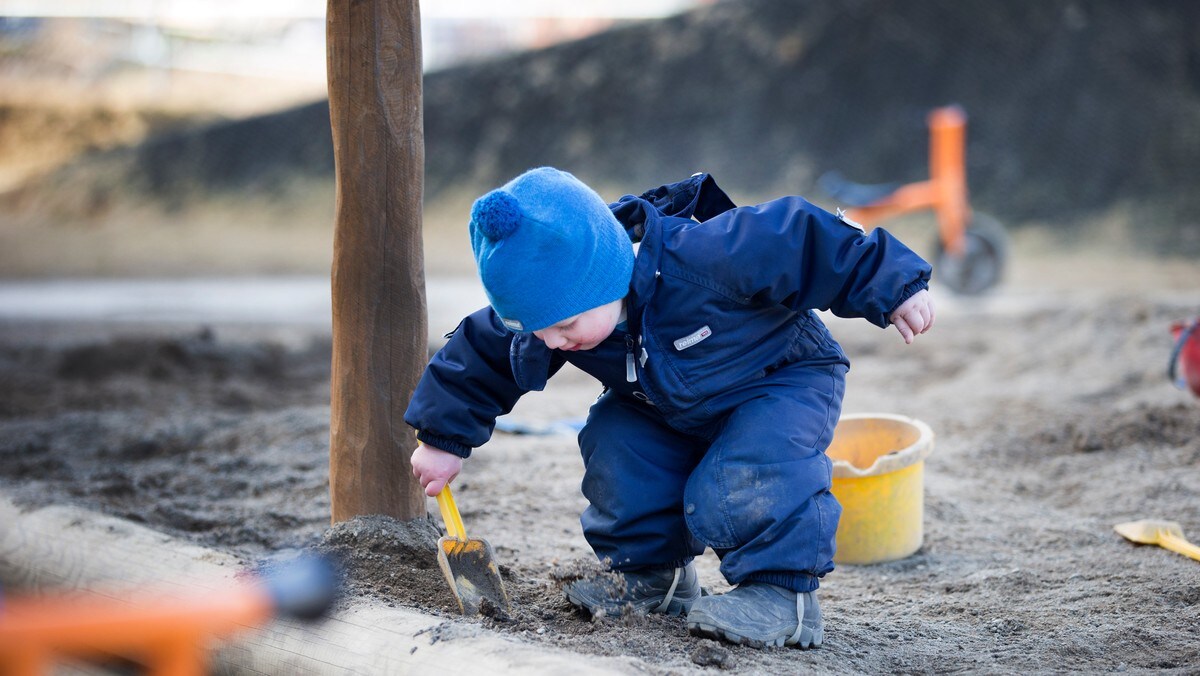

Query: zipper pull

[625,334,637,382]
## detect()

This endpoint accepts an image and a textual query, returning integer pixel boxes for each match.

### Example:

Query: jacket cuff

[416,430,473,459]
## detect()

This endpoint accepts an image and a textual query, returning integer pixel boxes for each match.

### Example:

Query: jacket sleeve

[668,196,932,328]
[404,307,541,458]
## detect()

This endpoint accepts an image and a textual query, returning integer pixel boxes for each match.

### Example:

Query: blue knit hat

[469,167,634,332]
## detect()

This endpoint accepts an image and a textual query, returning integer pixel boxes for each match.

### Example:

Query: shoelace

[653,567,683,612]
[787,592,805,645]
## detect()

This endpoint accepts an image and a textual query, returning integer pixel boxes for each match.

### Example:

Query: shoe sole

[687,620,822,650]
[565,589,697,618]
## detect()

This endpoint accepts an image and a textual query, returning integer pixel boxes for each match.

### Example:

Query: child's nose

[543,331,566,349]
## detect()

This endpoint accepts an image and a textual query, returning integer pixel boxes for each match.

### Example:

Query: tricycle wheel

[933,212,1008,295]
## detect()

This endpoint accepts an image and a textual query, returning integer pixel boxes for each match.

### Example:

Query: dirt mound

[0,101,195,191]
[317,514,452,612]
[54,329,285,381]
[129,103,334,210]
[1,101,332,218]
[0,328,329,417]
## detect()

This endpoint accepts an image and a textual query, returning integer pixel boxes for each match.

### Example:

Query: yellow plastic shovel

[1114,519,1200,563]
[435,485,511,615]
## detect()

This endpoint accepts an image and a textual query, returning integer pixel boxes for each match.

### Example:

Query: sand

[1,253,1199,673]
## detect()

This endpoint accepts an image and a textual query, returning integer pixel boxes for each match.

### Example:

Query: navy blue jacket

[406,174,932,457]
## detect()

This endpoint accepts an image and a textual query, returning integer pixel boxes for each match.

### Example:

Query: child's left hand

[890,289,935,344]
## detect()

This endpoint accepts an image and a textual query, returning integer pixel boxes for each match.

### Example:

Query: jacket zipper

[625,333,637,382]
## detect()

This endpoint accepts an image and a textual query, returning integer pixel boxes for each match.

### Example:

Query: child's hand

[889,289,935,344]
[411,443,463,497]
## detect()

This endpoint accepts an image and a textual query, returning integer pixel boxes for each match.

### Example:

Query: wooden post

[326,0,427,522]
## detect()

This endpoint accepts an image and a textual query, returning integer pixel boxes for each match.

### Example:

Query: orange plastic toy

[0,587,272,676]
[0,555,335,676]
[820,105,1008,295]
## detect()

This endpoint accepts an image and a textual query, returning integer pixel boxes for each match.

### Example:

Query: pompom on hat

[470,167,634,332]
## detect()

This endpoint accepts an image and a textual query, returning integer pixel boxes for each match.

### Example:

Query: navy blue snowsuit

[406,173,932,593]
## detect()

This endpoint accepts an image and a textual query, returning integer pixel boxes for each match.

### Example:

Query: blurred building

[0,0,714,86]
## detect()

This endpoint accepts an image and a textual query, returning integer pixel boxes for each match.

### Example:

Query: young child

[406,167,934,649]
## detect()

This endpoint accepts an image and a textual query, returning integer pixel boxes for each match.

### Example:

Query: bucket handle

[1168,318,1200,390]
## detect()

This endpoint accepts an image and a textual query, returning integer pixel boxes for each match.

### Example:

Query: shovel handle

[436,486,468,540]
[1160,531,1200,563]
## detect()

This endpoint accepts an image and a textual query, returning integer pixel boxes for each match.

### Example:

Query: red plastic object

[1170,319,1200,398]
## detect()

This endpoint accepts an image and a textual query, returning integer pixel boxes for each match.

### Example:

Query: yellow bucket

[827,414,934,565]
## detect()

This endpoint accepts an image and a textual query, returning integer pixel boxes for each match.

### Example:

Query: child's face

[533,298,623,351]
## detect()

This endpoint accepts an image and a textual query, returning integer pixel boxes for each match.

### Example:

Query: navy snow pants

[577,363,847,593]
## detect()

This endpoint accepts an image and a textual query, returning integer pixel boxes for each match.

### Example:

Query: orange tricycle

[819,105,1008,295]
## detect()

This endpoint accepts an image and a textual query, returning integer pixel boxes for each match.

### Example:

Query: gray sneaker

[564,563,701,617]
[687,582,822,649]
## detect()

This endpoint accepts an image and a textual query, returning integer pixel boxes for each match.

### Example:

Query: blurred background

[0,0,1197,283]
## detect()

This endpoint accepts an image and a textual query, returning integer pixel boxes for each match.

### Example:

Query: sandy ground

[1,249,1199,673]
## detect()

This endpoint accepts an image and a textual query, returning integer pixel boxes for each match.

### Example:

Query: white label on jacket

[835,208,867,233]
[674,325,712,351]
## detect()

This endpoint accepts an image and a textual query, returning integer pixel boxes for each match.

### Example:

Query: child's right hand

[411,443,463,497]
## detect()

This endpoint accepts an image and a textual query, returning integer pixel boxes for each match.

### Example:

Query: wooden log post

[326,0,427,522]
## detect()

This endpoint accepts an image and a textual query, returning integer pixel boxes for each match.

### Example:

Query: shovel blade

[1114,519,1184,545]
[436,535,510,616]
